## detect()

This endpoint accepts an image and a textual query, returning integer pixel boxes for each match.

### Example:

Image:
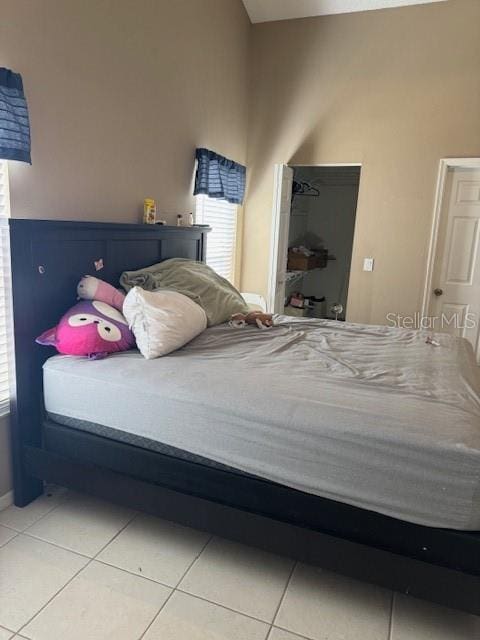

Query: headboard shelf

[9,218,210,505]
[9,219,204,231]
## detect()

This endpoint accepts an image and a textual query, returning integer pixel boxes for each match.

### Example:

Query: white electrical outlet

[363,257,374,272]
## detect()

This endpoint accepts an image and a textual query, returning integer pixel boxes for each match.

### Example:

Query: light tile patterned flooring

[0,485,478,639]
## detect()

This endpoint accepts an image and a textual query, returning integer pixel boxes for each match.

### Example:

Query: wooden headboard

[9,219,210,505]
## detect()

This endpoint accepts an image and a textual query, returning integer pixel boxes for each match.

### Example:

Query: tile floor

[0,485,479,639]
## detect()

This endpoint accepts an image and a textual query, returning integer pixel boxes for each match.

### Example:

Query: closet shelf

[285,270,305,285]
[286,266,327,284]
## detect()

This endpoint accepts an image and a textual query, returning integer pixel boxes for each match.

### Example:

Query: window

[0,161,12,414]
[195,194,237,282]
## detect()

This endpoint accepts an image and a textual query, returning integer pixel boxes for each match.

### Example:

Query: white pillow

[123,287,207,359]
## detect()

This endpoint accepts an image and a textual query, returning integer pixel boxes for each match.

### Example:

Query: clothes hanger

[292,180,320,197]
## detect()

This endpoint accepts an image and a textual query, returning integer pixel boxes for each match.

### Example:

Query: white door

[267,164,294,313]
[429,167,480,359]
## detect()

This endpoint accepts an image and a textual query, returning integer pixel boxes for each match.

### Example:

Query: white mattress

[43,316,480,530]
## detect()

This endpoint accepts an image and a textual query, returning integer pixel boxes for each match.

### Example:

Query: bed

[44,317,480,531]
[9,219,480,615]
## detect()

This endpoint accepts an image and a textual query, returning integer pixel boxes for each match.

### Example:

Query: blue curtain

[0,68,31,164]
[194,148,246,205]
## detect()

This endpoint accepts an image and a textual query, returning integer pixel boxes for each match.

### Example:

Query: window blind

[195,194,237,282]
[0,161,12,414]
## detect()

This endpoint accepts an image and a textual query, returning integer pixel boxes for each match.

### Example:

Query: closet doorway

[267,164,361,320]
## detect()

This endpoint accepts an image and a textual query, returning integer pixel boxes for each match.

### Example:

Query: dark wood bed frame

[9,219,480,615]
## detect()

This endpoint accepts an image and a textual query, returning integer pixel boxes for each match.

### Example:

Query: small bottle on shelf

[143,198,156,224]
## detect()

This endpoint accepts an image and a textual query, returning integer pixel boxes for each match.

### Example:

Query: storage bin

[287,249,328,271]
[309,297,326,318]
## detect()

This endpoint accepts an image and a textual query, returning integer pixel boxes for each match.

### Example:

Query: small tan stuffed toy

[230,311,274,330]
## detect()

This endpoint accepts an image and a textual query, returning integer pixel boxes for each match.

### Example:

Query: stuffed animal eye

[97,322,121,342]
[68,313,98,327]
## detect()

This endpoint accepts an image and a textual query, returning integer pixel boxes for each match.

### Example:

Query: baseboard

[0,489,13,511]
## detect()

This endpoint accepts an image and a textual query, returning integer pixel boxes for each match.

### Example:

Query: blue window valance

[0,68,31,164]
[194,148,246,205]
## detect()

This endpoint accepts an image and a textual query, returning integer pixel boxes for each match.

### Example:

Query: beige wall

[1,0,250,224]
[0,0,250,498]
[242,0,480,324]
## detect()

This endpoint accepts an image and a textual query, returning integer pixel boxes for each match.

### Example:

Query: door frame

[267,162,362,315]
[421,157,480,318]
[267,164,290,313]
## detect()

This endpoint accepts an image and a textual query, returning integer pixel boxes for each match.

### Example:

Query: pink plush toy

[77,275,125,311]
[36,299,135,359]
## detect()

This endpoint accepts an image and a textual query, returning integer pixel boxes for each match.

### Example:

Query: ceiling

[242,0,447,23]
